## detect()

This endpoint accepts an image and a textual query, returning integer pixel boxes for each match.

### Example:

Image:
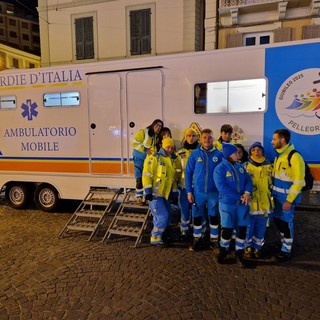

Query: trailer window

[43,92,80,107]
[194,78,266,114]
[0,95,16,109]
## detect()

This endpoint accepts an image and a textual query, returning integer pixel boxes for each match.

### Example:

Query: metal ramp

[58,188,120,241]
[102,190,151,247]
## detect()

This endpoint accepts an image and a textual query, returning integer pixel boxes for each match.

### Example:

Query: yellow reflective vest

[131,128,157,154]
[245,157,274,215]
[142,151,182,200]
[272,144,305,204]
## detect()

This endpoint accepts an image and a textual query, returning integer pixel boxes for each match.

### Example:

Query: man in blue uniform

[214,142,253,267]
[185,129,223,251]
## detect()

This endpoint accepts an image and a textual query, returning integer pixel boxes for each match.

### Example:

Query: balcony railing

[220,0,282,8]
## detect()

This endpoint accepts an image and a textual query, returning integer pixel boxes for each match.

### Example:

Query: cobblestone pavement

[0,199,320,320]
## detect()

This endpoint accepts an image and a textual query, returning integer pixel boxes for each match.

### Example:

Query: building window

[302,25,320,39]
[129,9,151,55]
[9,31,17,38]
[29,63,35,68]
[194,79,266,114]
[9,19,16,26]
[126,4,155,57]
[74,16,94,60]
[22,22,29,29]
[12,58,19,68]
[244,32,273,46]
[23,34,29,41]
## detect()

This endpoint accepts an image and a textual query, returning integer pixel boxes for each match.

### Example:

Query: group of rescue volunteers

[132,120,306,267]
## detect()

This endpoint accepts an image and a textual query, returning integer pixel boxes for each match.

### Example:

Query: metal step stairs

[58,187,120,241]
[102,190,151,247]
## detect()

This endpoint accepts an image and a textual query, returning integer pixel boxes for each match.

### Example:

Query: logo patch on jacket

[197,158,203,162]
[226,171,232,177]
[212,156,219,162]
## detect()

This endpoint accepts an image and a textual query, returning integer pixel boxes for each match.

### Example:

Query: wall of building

[38,0,202,66]
[0,43,40,70]
[0,1,40,56]
[218,0,320,49]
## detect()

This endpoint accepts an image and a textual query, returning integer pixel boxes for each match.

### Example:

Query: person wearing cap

[177,128,200,240]
[142,137,182,245]
[156,127,173,151]
[213,124,234,150]
[132,119,164,203]
[185,128,223,251]
[244,141,273,259]
[213,142,253,267]
[271,129,305,262]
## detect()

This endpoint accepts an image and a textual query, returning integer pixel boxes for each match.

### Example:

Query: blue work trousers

[179,188,192,235]
[246,214,268,250]
[192,191,219,240]
[149,197,171,239]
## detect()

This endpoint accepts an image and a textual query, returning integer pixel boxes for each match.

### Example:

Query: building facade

[37,0,320,67]
[38,0,206,67]
[0,1,40,56]
[0,42,40,70]
[218,0,320,48]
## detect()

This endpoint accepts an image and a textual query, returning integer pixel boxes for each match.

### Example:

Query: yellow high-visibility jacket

[177,147,195,189]
[131,128,157,154]
[143,151,182,200]
[272,144,305,204]
[245,157,274,215]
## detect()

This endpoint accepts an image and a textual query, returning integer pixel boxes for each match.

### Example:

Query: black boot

[236,250,254,268]
[216,247,228,264]
[236,250,247,268]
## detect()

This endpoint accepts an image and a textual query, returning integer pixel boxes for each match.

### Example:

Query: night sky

[6,0,38,16]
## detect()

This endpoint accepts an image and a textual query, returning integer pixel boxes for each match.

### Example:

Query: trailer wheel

[5,183,31,209]
[34,184,59,212]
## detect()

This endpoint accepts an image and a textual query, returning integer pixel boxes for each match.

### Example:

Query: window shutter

[130,9,151,55]
[140,9,151,54]
[75,17,94,60]
[302,25,320,39]
[274,28,292,43]
[84,17,94,59]
[226,33,242,48]
[130,11,140,55]
[75,19,84,60]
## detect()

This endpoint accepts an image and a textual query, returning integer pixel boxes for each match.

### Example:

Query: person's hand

[145,194,153,201]
[282,200,292,211]
[187,192,194,204]
[241,192,251,205]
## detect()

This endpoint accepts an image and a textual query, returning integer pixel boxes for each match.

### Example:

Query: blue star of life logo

[21,99,38,121]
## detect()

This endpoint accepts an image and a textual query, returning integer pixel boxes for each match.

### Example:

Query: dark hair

[235,143,248,163]
[147,119,164,137]
[220,124,233,134]
[159,127,172,140]
[274,129,291,144]
[155,127,172,151]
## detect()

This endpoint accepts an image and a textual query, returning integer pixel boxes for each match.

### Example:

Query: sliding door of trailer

[126,69,163,175]
[88,73,123,175]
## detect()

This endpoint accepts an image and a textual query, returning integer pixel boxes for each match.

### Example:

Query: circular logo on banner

[275,68,320,135]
